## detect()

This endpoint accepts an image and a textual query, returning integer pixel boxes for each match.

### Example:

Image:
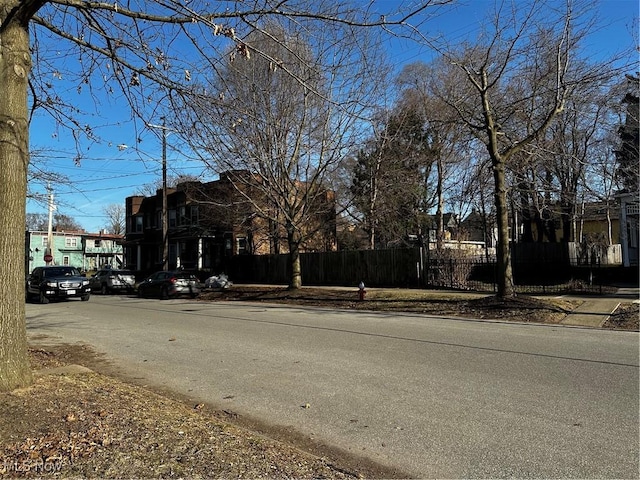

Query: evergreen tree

[351,105,435,248]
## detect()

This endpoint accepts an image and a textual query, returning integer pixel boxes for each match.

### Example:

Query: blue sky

[26,0,639,233]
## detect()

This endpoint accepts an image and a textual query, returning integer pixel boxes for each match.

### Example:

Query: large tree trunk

[368,170,377,250]
[492,158,515,298]
[286,224,302,289]
[435,154,444,252]
[560,199,574,243]
[480,68,515,299]
[0,1,34,391]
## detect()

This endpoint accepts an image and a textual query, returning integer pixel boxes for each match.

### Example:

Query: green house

[25,230,124,274]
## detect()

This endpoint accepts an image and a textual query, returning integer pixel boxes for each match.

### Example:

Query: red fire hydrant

[358,281,366,301]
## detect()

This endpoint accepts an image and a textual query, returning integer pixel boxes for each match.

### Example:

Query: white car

[90,269,136,294]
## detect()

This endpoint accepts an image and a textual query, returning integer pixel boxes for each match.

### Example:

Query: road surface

[26,295,639,478]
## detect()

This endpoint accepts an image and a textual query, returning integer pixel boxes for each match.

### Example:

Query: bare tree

[543,83,612,243]
[395,61,474,252]
[27,150,72,201]
[430,0,627,298]
[103,204,126,235]
[346,109,393,250]
[25,213,46,232]
[177,21,389,287]
[25,212,84,231]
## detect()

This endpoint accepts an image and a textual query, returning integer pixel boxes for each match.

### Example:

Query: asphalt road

[26,295,639,478]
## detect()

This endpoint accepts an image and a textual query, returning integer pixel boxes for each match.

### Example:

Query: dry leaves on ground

[199,286,580,325]
[200,286,640,329]
[0,349,380,479]
[604,302,640,330]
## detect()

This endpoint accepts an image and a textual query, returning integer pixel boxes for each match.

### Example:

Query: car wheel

[160,286,169,300]
[39,291,49,304]
[100,284,109,295]
[81,294,90,301]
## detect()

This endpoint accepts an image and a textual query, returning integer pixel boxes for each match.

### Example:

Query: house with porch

[124,171,337,274]
[25,230,125,273]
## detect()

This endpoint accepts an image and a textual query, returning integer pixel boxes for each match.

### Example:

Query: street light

[147,118,173,271]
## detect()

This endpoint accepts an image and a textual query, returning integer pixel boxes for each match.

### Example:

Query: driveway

[26,295,640,478]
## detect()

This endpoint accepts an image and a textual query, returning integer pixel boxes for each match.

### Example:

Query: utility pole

[148,118,171,271]
[161,118,168,271]
[45,184,55,265]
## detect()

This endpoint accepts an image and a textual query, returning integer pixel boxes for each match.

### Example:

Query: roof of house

[27,230,124,240]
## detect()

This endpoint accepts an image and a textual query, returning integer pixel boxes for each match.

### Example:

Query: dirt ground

[199,286,639,329]
[2,287,638,478]
[603,302,640,330]
[1,346,384,479]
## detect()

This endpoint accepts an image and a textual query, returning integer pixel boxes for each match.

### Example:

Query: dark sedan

[26,266,91,303]
[136,271,201,299]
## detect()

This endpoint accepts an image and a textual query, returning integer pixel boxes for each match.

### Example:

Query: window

[94,239,101,248]
[65,237,77,248]
[135,216,143,233]
[179,206,187,226]
[62,256,70,265]
[42,237,49,247]
[169,209,177,228]
[191,206,199,225]
[237,237,248,254]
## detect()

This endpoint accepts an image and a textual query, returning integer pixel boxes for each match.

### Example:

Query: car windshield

[43,267,81,277]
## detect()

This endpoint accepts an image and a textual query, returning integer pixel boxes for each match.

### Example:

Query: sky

[26,0,639,234]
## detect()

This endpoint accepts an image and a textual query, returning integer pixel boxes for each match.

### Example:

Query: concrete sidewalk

[559,286,639,327]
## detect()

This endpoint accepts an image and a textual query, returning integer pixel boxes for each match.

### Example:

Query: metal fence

[426,257,617,294]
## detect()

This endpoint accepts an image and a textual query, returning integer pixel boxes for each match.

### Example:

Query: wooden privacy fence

[229,248,423,287]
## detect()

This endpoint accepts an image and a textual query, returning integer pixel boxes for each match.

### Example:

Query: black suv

[26,266,91,303]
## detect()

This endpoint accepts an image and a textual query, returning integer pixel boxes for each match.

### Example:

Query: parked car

[204,273,233,290]
[26,266,91,304]
[90,268,136,294]
[136,271,201,299]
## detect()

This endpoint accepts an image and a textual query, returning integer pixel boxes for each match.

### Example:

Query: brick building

[124,171,336,273]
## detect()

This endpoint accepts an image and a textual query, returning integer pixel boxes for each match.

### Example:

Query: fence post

[598,258,602,294]
[493,262,497,293]
[449,258,453,288]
